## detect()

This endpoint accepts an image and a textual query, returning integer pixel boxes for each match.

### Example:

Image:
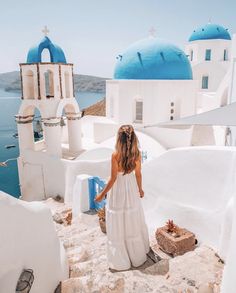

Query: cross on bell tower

[42,25,50,36]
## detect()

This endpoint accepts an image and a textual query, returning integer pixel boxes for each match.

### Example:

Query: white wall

[0,191,68,293]
[18,150,65,201]
[141,146,236,258]
[142,126,193,149]
[106,80,197,125]
[185,39,231,64]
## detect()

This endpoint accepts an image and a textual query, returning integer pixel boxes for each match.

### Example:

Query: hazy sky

[1,0,236,77]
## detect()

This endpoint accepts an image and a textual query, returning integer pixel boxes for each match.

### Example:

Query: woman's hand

[94,193,104,202]
[139,189,144,198]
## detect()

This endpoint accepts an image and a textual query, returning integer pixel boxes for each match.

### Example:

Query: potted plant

[155,220,196,256]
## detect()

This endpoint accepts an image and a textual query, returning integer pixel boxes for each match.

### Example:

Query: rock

[53,210,72,226]
[197,283,214,293]
[187,278,196,287]
[144,259,169,275]
[53,195,64,203]
[68,247,89,263]
[53,213,64,224]
[65,212,72,225]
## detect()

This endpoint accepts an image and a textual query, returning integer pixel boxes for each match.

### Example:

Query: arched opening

[41,48,51,62]
[58,103,81,156]
[24,70,34,99]
[60,108,68,144]
[20,105,45,150]
[44,70,54,98]
[64,72,70,98]
[33,108,44,143]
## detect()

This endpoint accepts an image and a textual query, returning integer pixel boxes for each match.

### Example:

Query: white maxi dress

[106,171,150,270]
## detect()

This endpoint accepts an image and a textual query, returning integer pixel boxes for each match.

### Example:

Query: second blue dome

[189,23,231,42]
[114,37,193,80]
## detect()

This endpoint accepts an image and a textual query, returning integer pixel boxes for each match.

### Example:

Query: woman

[95,124,150,271]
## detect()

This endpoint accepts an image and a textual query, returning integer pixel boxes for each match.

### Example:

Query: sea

[0,89,104,198]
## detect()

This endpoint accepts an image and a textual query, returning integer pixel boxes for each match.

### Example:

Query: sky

[0,0,236,78]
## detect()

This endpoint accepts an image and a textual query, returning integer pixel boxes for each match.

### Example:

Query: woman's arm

[94,153,118,202]
[135,153,144,198]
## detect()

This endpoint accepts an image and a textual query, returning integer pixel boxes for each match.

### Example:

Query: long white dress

[106,171,150,270]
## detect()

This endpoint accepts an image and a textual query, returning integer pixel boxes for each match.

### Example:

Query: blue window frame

[205,49,211,61]
[202,76,209,89]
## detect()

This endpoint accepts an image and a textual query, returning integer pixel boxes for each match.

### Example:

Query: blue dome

[27,36,67,63]
[189,23,231,42]
[114,37,192,80]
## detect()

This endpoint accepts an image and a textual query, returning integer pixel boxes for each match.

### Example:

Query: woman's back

[95,124,149,271]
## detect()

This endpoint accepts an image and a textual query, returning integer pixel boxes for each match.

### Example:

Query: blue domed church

[106,35,198,146]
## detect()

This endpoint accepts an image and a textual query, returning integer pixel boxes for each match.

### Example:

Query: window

[205,49,211,61]
[64,72,70,98]
[44,70,54,98]
[135,100,143,123]
[224,49,228,61]
[190,50,193,61]
[202,76,209,89]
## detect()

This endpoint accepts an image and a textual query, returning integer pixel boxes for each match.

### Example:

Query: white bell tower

[16,28,82,201]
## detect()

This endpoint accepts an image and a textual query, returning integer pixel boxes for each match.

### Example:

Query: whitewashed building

[185,23,232,110]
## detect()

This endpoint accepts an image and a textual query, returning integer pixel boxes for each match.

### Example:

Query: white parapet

[141,146,236,259]
[0,191,68,293]
[72,174,91,215]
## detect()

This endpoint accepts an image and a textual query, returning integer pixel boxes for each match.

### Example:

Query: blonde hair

[115,124,140,175]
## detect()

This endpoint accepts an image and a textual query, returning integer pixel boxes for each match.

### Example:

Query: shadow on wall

[141,146,236,261]
[63,147,113,203]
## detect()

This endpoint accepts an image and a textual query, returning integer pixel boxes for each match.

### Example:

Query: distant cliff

[0,71,108,94]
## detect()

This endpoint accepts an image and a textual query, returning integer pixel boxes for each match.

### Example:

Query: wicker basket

[99,219,106,234]
[97,207,106,233]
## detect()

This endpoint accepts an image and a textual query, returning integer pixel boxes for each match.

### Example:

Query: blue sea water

[0,89,105,198]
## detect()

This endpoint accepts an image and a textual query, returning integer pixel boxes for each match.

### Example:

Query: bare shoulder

[111,152,118,162]
[136,151,142,162]
[111,152,119,172]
